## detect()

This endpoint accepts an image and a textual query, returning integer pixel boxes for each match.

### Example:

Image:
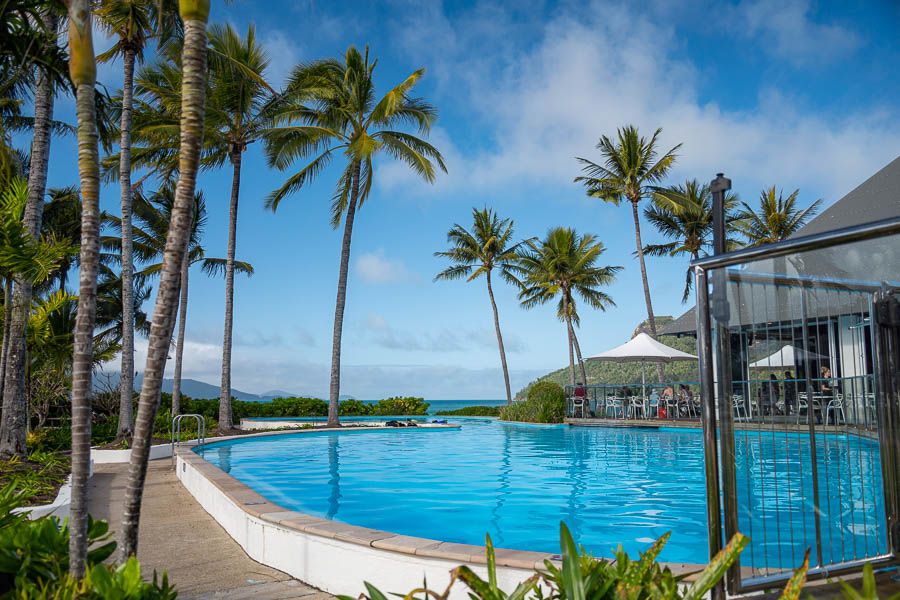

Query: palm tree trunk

[0,12,57,459]
[119,3,209,559]
[117,47,136,439]
[572,327,587,383]
[67,0,100,577]
[631,200,665,383]
[218,149,241,431]
[0,276,13,402]
[328,161,361,427]
[485,271,512,405]
[562,292,575,387]
[172,255,190,416]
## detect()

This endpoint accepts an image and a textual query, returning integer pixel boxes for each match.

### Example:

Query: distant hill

[514,316,700,398]
[93,372,354,402]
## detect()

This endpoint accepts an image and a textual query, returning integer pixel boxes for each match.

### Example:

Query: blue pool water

[196,419,886,568]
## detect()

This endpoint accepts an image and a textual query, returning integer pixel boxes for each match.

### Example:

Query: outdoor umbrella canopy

[590,333,698,397]
[748,345,829,369]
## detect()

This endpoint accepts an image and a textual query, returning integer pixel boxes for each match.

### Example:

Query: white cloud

[734,0,861,66]
[355,250,418,284]
[381,1,897,204]
[360,313,527,354]
[258,29,302,90]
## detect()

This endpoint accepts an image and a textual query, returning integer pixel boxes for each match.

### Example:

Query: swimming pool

[195,419,886,568]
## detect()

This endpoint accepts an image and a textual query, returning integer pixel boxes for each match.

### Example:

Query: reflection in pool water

[197,419,885,568]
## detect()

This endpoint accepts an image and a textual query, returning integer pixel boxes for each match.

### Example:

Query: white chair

[572,396,587,419]
[628,396,646,419]
[865,393,877,426]
[732,395,747,421]
[605,396,624,419]
[826,393,845,426]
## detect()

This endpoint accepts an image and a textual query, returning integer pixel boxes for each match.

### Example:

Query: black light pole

[711,173,731,254]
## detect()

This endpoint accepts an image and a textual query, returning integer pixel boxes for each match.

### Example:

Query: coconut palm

[203,23,271,431]
[120,0,210,560]
[735,186,821,246]
[102,187,253,416]
[0,7,64,460]
[95,0,168,439]
[265,45,446,426]
[65,0,102,578]
[643,179,740,302]
[575,125,680,382]
[517,228,621,386]
[434,208,530,405]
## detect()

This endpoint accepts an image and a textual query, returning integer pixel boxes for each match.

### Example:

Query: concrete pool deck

[88,460,334,599]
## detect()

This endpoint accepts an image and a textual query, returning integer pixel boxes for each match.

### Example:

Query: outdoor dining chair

[628,396,646,419]
[825,393,845,426]
[572,396,587,419]
[605,395,624,419]
[732,395,748,421]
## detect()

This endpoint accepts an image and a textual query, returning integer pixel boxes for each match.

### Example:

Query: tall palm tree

[434,208,529,405]
[644,179,740,302]
[120,0,210,560]
[203,23,271,431]
[96,0,158,439]
[66,0,102,578]
[102,187,253,415]
[265,45,446,426]
[0,7,62,460]
[575,125,680,383]
[735,186,821,245]
[517,228,621,386]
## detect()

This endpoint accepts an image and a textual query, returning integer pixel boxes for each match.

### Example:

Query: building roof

[658,155,900,336]
[790,155,900,238]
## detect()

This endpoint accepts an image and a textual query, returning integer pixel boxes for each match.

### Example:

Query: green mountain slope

[515,316,700,399]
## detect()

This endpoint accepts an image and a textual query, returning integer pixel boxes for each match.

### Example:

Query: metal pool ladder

[171,414,206,467]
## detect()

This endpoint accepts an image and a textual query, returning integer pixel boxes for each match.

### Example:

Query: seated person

[783,371,796,413]
[679,384,693,401]
[620,385,633,398]
[661,385,675,400]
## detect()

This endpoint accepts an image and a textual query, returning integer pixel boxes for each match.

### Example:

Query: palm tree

[65,0,102,578]
[643,179,740,302]
[735,186,822,245]
[575,125,680,383]
[517,228,621,386]
[120,0,210,560]
[0,6,63,460]
[95,0,159,439]
[434,208,530,405]
[204,23,271,431]
[265,45,446,426]
[102,187,253,416]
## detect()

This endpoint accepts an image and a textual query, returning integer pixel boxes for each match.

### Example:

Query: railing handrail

[690,215,900,270]
[171,413,206,468]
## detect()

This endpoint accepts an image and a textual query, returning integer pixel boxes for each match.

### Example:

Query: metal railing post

[799,290,825,568]
[696,265,725,600]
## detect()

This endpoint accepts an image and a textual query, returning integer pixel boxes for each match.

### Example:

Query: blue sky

[21,0,900,399]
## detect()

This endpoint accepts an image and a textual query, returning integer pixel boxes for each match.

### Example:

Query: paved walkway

[88,461,333,600]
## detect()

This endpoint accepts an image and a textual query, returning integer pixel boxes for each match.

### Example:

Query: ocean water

[196,419,886,568]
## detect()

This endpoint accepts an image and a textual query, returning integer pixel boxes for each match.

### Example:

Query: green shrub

[499,381,565,423]
[339,399,373,416]
[369,397,429,415]
[0,451,70,505]
[435,406,501,417]
[0,483,175,598]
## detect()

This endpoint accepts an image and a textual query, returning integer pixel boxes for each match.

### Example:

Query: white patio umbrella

[748,345,828,369]
[590,332,698,397]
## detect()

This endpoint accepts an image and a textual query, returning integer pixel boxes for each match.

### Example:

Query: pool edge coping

[175,426,713,578]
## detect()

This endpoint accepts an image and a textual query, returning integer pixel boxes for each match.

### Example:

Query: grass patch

[0,450,70,505]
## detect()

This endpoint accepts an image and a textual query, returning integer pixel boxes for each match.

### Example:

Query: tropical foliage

[499,380,565,423]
